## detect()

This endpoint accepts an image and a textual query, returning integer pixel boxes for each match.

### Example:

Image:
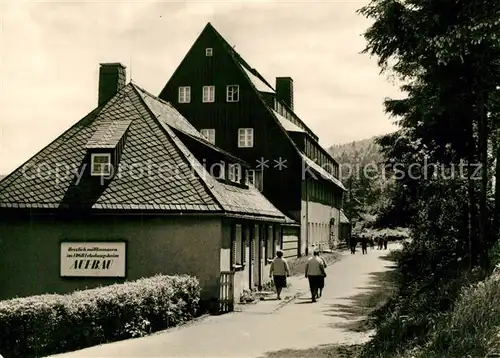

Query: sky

[0,0,402,175]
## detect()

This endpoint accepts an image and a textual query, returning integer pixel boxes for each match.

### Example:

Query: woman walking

[305,250,327,302]
[317,253,328,298]
[269,250,290,300]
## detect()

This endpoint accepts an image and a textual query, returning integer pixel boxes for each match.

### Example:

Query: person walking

[317,253,328,298]
[269,250,290,300]
[383,236,388,250]
[361,235,368,255]
[370,237,375,250]
[350,236,357,254]
[305,250,326,302]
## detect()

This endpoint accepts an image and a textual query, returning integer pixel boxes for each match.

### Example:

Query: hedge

[0,274,200,358]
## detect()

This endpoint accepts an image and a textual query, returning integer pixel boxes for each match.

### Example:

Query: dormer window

[205,48,213,56]
[86,120,132,178]
[91,153,112,176]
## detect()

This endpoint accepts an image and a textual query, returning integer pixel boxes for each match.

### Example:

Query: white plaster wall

[300,200,341,255]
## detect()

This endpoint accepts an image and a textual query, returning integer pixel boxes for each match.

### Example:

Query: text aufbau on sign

[60,242,126,277]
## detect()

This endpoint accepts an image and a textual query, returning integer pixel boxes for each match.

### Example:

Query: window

[90,153,111,176]
[202,85,215,103]
[205,48,213,56]
[238,128,254,148]
[200,128,215,144]
[178,86,191,103]
[232,224,243,268]
[228,163,241,182]
[246,169,256,185]
[226,85,239,102]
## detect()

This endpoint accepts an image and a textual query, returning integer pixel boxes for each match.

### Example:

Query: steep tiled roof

[137,86,203,139]
[135,85,246,165]
[0,108,102,208]
[0,83,286,221]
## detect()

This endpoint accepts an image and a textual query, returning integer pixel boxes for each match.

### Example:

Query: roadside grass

[258,343,362,358]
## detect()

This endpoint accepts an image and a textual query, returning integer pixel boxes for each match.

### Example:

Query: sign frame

[59,240,128,278]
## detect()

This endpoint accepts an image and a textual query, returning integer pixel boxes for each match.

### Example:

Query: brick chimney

[98,63,127,106]
[275,77,294,110]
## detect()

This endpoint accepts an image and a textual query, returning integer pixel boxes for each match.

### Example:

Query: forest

[327,0,500,356]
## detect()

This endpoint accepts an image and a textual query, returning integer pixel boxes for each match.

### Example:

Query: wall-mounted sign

[60,241,126,277]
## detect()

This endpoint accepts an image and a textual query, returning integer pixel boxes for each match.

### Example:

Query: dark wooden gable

[158,23,303,216]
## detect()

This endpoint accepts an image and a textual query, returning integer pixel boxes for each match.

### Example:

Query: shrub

[0,274,200,358]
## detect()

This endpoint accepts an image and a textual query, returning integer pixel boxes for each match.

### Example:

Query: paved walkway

[49,244,399,358]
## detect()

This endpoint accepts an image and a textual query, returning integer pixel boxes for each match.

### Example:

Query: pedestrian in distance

[269,250,290,300]
[361,235,368,255]
[305,249,327,302]
[383,236,388,250]
[350,236,357,254]
[370,237,375,250]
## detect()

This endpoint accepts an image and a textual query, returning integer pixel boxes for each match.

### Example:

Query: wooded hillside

[328,135,394,227]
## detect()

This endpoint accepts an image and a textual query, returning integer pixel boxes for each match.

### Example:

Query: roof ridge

[132,83,175,108]
[129,84,226,211]
[210,25,275,91]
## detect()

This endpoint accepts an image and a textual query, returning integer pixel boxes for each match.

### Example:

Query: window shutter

[242,224,247,264]
[231,225,236,268]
